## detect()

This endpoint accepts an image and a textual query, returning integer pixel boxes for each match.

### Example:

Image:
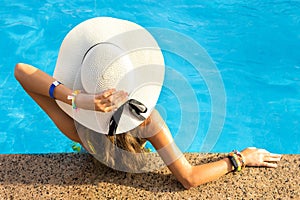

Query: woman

[14,62,281,189]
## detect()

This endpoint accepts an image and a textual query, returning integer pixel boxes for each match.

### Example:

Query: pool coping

[0,153,299,199]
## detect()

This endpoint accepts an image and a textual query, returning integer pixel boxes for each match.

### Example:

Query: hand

[241,147,282,168]
[75,89,128,112]
[94,89,128,112]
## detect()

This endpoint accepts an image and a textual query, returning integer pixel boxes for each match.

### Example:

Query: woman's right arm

[145,110,282,189]
[14,63,128,112]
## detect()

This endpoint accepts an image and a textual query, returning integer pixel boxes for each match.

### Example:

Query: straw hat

[53,17,165,135]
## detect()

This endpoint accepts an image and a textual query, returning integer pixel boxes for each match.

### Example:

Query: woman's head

[54,17,165,135]
[76,110,166,172]
[76,120,149,172]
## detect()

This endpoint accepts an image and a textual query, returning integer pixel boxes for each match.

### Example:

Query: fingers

[262,162,278,168]
[97,89,127,100]
[102,88,116,98]
[262,153,282,168]
[95,89,128,112]
[112,91,128,107]
[257,149,270,154]
[242,147,282,168]
[257,151,282,168]
[101,94,128,112]
[263,153,282,162]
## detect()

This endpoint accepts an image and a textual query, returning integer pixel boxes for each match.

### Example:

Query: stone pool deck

[0,153,299,199]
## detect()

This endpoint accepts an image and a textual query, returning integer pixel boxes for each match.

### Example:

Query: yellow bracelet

[67,90,81,110]
[228,150,245,172]
[234,150,246,169]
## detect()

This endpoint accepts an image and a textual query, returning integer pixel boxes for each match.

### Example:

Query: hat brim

[53,17,165,134]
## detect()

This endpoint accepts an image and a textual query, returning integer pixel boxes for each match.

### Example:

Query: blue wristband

[49,80,62,99]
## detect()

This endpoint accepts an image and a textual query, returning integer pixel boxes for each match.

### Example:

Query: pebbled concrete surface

[0,153,299,199]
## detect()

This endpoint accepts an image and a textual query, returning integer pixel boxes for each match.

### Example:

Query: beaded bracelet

[228,150,246,172]
[233,150,246,168]
[67,90,81,110]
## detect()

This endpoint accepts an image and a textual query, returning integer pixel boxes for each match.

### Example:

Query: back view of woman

[14,17,281,189]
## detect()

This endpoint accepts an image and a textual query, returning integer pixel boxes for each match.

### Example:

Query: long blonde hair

[106,128,147,154]
[77,119,151,172]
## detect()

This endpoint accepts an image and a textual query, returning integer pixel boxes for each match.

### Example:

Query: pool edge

[0,153,299,199]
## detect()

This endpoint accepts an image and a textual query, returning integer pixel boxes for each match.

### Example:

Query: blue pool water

[0,0,299,154]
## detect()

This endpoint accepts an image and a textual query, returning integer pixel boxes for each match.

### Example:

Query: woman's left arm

[146,121,232,189]
[145,110,281,189]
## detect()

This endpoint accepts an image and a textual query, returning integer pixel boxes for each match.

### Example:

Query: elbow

[181,177,197,190]
[178,168,198,190]
[179,166,210,189]
[181,181,193,190]
[14,63,24,81]
[14,63,34,85]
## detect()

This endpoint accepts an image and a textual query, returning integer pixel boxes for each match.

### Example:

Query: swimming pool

[1,0,299,154]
